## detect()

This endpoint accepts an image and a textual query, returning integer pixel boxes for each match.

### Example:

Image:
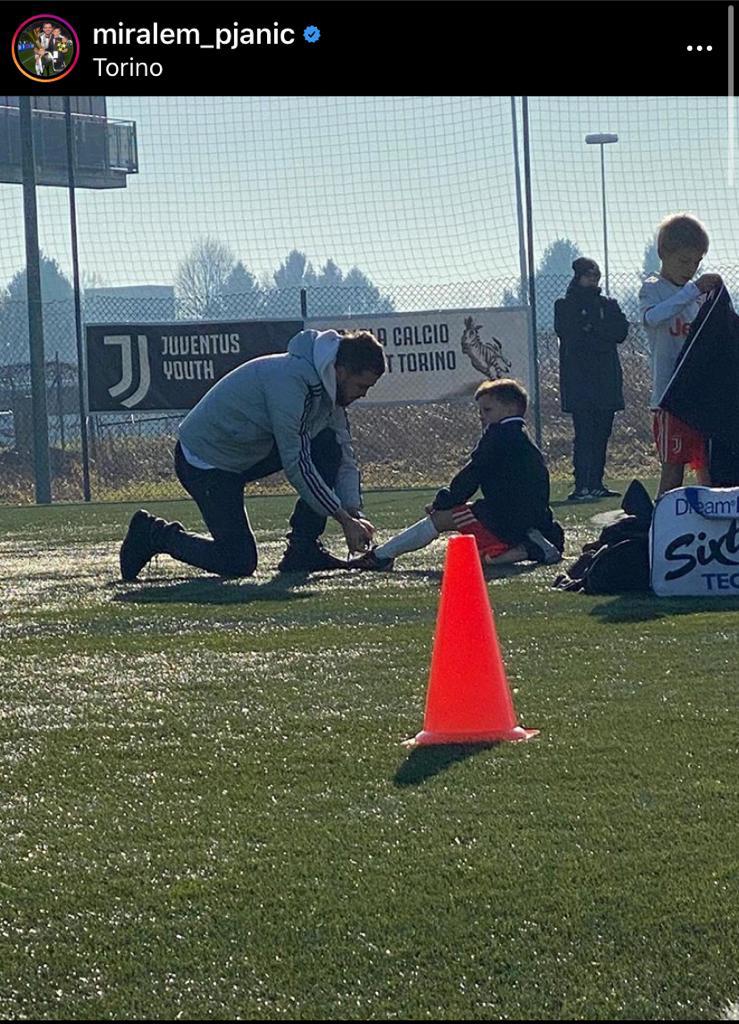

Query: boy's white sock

[375,516,440,560]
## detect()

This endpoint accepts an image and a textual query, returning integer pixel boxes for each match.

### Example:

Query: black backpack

[552,480,653,595]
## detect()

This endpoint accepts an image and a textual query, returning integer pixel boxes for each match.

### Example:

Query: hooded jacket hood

[287,329,341,403]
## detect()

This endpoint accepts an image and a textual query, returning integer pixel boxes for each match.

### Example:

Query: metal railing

[0,105,138,185]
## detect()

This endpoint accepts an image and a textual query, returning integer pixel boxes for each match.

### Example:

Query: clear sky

[0,95,736,299]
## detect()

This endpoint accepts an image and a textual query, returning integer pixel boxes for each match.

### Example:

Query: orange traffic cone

[405,534,539,746]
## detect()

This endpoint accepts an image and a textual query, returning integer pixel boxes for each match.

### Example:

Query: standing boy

[352,378,564,570]
[639,213,722,495]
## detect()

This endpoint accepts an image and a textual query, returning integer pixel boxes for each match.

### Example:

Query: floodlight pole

[63,96,91,501]
[19,96,52,505]
[599,144,609,293]
[510,97,528,305]
[521,97,542,448]
[585,133,618,295]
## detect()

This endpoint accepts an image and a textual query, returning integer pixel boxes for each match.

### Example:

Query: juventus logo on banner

[86,319,303,413]
[104,335,152,408]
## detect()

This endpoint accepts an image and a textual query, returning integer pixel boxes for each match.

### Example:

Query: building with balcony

[0,95,137,188]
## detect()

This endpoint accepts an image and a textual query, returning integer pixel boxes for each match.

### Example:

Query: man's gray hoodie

[177,330,361,519]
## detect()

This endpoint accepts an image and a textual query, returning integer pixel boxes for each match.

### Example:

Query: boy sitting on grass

[352,378,564,570]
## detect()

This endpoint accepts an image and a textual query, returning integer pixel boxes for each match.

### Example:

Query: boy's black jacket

[432,417,555,543]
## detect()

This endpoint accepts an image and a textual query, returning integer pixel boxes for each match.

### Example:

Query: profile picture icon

[12,14,79,83]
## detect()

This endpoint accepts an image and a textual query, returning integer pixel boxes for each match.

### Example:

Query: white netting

[0,95,736,500]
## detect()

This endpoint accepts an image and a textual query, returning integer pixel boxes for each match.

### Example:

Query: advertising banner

[87,307,532,412]
[86,319,303,412]
[307,306,531,405]
[650,486,739,595]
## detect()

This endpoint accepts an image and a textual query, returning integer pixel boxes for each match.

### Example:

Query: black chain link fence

[1,271,736,504]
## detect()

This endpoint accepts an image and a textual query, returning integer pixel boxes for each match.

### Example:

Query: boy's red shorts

[652,410,708,469]
[451,505,511,562]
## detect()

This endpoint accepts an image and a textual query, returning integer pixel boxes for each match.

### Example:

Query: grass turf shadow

[550,497,619,510]
[393,742,498,786]
[384,568,443,582]
[590,593,739,623]
[483,562,540,581]
[111,573,317,605]
[362,562,539,584]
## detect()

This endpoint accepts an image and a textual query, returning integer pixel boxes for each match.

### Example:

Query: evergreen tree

[641,239,661,279]
[272,250,317,290]
[221,262,264,319]
[316,259,343,288]
[612,238,662,322]
[0,254,75,365]
[340,267,394,314]
[264,251,394,319]
[534,238,583,329]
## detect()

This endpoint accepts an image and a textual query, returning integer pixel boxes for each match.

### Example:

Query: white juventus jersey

[639,275,702,408]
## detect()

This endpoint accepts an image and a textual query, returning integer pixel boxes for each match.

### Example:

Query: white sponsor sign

[650,486,739,596]
[307,306,531,406]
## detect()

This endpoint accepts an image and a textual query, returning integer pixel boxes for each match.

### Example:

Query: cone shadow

[393,742,496,787]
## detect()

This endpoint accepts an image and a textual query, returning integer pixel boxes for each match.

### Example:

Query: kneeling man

[120,329,384,580]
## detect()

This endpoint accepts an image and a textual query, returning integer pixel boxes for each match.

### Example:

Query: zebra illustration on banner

[104,334,152,408]
[460,316,512,379]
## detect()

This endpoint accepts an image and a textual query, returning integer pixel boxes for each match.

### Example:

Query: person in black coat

[554,257,629,500]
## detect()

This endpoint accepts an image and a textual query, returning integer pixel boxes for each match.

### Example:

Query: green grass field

[0,484,737,1020]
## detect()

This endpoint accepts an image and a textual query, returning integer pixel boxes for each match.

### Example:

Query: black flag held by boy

[660,286,739,485]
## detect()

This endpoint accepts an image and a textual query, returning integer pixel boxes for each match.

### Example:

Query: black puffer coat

[554,282,628,412]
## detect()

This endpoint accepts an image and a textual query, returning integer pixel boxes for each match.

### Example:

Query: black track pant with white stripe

[167,431,341,577]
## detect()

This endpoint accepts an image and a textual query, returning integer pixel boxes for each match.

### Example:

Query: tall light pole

[585,132,618,294]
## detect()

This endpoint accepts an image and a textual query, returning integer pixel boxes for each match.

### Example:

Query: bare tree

[176,238,236,319]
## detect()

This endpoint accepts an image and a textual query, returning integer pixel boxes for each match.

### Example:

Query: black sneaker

[524,528,563,565]
[120,511,185,580]
[589,487,622,499]
[348,546,395,572]
[120,509,156,581]
[277,540,348,573]
[567,489,595,502]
